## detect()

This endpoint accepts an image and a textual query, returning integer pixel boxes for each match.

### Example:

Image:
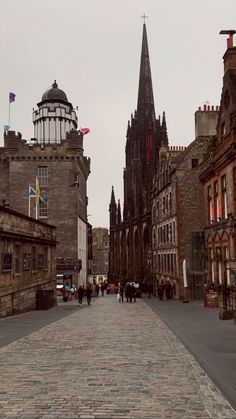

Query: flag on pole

[81,127,90,135]
[9,92,16,103]
[29,185,36,197]
[35,177,40,205]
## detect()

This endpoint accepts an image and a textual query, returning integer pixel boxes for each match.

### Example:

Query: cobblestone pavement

[0,296,236,419]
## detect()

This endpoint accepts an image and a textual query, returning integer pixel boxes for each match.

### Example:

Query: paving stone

[0,297,235,418]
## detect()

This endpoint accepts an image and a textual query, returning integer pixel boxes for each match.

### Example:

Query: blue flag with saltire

[29,185,36,197]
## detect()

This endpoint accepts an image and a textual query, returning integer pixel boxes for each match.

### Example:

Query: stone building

[109,23,168,284]
[0,205,56,317]
[91,227,109,283]
[151,107,218,300]
[0,81,90,287]
[199,32,236,308]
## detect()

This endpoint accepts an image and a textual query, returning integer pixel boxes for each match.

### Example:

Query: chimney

[220,30,236,74]
[195,107,219,137]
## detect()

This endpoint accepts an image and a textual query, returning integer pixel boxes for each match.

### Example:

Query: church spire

[117,199,121,224]
[161,111,168,146]
[109,186,117,227]
[137,23,156,122]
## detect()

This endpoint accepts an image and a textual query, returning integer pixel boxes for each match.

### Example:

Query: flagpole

[28,195,31,217]
[8,101,10,127]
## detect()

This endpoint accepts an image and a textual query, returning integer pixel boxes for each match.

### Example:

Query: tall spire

[109,186,117,227]
[117,199,122,224]
[110,185,116,206]
[137,23,156,122]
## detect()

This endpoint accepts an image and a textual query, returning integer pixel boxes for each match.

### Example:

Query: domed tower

[32,80,78,143]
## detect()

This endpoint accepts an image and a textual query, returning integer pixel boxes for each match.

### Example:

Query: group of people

[60,282,107,306]
[157,280,174,300]
[117,283,138,303]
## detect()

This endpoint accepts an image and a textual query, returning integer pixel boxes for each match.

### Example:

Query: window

[2,253,12,272]
[14,245,20,273]
[169,192,172,211]
[166,195,169,212]
[221,175,227,220]
[207,185,212,223]
[39,198,48,218]
[44,247,48,271]
[192,159,199,168]
[163,197,165,214]
[32,246,36,270]
[38,166,48,187]
[213,181,219,222]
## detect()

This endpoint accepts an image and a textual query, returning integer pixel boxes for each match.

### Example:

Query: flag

[35,177,40,205]
[40,195,46,205]
[81,127,90,135]
[29,185,36,197]
[4,125,10,133]
[9,92,16,103]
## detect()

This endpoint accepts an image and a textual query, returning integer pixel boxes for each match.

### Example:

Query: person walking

[165,281,173,300]
[86,284,92,306]
[77,285,84,305]
[119,284,124,302]
[101,283,105,297]
[95,283,100,297]
[131,284,136,302]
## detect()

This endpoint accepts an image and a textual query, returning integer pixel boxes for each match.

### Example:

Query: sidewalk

[144,297,236,411]
[0,296,235,418]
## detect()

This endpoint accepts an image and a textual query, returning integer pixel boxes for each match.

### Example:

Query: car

[106,283,118,294]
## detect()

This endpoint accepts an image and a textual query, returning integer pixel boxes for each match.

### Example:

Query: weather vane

[141,13,148,24]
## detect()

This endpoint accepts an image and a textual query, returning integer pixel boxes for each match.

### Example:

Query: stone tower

[0,81,91,286]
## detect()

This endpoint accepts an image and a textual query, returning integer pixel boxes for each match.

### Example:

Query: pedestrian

[95,283,100,296]
[125,283,132,303]
[86,284,92,306]
[60,285,67,302]
[119,284,124,302]
[101,283,105,296]
[165,281,173,300]
[77,285,84,305]
[147,283,152,298]
[131,284,136,302]
[158,281,164,300]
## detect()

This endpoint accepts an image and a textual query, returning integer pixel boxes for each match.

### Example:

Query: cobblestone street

[0,296,236,419]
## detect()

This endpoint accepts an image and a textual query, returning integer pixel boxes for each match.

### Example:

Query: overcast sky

[0,0,235,228]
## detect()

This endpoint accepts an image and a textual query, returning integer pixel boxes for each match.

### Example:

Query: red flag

[147,132,153,160]
[81,128,90,135]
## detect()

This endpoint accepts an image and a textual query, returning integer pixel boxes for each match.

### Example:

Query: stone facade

[199,34,236,301]
[0,83,90,288]
[151,106,219,299]
[91,227,109,278]
[0,206,56,317]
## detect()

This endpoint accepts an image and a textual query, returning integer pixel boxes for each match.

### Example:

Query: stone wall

[0,206,56,317]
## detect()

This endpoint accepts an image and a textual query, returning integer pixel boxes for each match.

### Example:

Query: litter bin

[36,289,54,310]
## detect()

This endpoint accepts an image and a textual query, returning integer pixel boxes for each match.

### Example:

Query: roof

[41,80,68,102]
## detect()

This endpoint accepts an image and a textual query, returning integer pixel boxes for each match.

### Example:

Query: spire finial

[141,13,148,24]
[53,80,58,88]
